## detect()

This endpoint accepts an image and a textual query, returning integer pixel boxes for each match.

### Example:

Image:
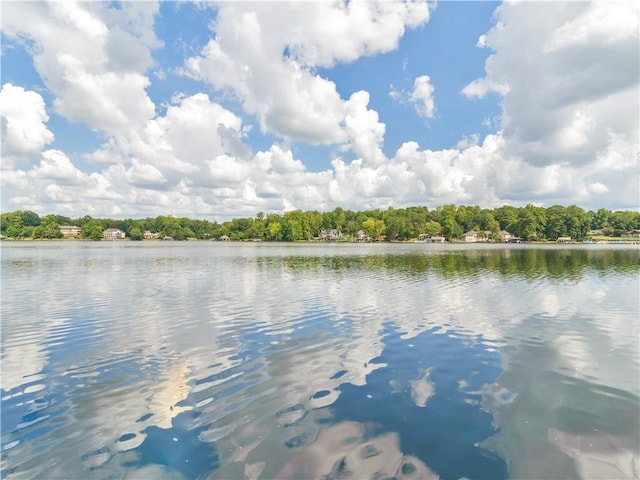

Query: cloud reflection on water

[1,243,638,478]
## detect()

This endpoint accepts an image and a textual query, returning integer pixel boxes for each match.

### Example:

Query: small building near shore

[463,231,478,242]
[498,230,512,242]
[318,229,342,241]
[556,236,573,243]
[418,234,445,243]
[60,225,82,237]
[355,230,371,242]
[103,228,126,240]
[428,235,446,243]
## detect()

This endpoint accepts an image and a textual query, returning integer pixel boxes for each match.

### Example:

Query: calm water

[1,242,639,479]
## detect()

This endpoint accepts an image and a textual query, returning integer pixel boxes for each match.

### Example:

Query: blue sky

[1,1,638,220]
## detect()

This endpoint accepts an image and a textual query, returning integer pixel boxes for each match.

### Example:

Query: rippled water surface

[2,242,639,479]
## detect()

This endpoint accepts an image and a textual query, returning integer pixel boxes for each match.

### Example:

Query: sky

[0,1,638,221]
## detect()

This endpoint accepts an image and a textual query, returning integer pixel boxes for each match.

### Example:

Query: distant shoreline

[2,237,638,245]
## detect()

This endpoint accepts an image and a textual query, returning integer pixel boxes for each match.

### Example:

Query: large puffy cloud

[84,92,245,189]
[184,1,431,144]
[1,1,159,137]
[0,84,54,164]
[463,1,639,173]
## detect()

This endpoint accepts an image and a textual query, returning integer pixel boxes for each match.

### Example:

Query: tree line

[1,204,638,242]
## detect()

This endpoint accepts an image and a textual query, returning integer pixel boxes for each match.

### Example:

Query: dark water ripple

[1,243,638,479]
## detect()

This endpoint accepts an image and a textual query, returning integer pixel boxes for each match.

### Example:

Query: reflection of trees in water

[278,248,639,280]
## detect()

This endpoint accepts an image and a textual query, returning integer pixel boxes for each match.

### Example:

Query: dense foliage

[1,205,638,241]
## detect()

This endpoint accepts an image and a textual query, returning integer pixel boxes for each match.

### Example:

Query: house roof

[463,230,477,236]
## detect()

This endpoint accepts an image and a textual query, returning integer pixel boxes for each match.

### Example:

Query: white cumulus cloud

[1,1,159,138]
[0,84,54,164]
[463,0,639,170]
[410,75,435,119]
[184,1,431,145]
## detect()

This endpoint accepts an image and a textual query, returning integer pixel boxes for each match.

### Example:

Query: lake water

[1,242,639,479]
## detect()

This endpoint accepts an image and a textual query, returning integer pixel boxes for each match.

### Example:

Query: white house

[103,228,126,240]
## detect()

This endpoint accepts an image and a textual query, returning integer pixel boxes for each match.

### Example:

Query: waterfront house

[354,230,371,242]
[498,230,512,242]
[556,236,573,243]
[418,234,445,243]
[319,229,342,241]
[60,225,82,237]
[463,231,478,242]
[143,230,159,239]
[103,228,126,240]
[428,235,446,243]
[623,229,640,237]
[218,235,230,241]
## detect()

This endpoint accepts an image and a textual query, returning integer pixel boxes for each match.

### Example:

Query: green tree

[282,218,303,241]
[362,218,385,240]
[22,211,41,227]
[33,215,62,239]
[517,205,546,241]
[82,221,104,240]
[493,205,519,233]
[545,205,567,240]
[130,227,143,241]
[268,222,282,241]
[484,215,500,240]
[435,205,462,240]
[6,213,26,238]
[563,205,590,240]
[332,207,346,232]
[591,208,612,229]
[423,221,442,237]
